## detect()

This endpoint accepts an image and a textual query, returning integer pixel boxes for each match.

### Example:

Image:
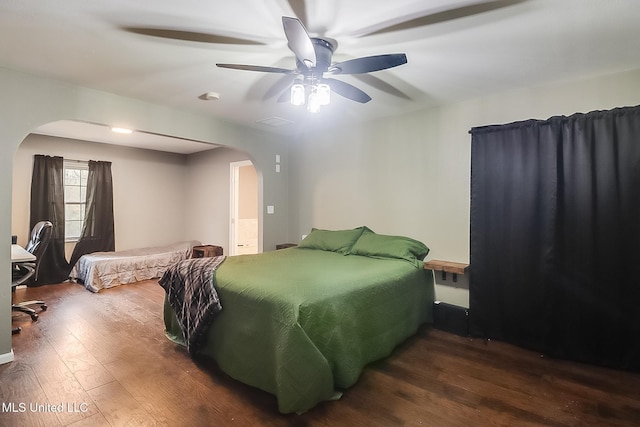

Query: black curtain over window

[29,155,71,285]
[470,105,640,372]
[69,160,115,268]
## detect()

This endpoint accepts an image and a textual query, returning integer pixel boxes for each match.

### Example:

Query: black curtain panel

[29,155,71,285]
[69,160,115,268]
[469,105,640,372]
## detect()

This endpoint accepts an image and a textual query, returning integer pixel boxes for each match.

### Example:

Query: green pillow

[350,230,429,267]
[298,227,368,254]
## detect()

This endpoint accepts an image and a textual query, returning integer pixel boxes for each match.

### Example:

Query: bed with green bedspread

[163,229,434,414]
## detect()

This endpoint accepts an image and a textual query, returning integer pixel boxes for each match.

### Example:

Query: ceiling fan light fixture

[307,91,321,113]
[316,83,330,106]
[290,83,305,106]
[291,82,331,112]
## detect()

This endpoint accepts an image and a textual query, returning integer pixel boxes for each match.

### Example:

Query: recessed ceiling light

[111,127,133,134]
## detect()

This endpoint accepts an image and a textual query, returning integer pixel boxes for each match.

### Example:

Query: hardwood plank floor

[3,280,639,426]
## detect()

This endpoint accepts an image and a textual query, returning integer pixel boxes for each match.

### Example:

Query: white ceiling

[2,0,640,152]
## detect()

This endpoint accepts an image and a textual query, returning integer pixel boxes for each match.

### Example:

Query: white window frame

[63,160,89,242]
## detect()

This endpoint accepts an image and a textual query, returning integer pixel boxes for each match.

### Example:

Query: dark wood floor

[2,281,639,426]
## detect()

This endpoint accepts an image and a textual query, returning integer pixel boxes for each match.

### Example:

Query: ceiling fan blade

[326,78,371,103]
[287,0,308,28]
[351,74,412,100]
[282,17,316,68]
[330,54,407,75]
[121,27,265,45]
[216,64,296,74]
[347,0,526,37]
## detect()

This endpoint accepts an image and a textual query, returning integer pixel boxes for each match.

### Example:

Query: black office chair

[12,220,53,321]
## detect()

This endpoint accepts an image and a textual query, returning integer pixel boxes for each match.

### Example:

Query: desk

[11,244,37,334]
[12,244,36,263]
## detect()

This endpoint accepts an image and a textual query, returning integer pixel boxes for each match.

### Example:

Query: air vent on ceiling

[256,117,294,127]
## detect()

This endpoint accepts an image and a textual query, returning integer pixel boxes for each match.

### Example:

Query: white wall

[12,134,190,252]
[289,68,640,308]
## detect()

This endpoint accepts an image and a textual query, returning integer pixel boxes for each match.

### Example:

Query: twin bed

[69,240,200,292]
[160,227,434,414]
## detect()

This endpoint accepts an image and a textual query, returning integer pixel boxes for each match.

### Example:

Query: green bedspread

[163,247,434,414]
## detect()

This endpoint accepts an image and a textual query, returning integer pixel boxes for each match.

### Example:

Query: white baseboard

[0,349,15,365]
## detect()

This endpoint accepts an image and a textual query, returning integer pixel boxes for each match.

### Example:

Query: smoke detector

[199,92,220,101]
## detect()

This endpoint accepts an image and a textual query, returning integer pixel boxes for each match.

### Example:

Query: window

[64,160,88,241]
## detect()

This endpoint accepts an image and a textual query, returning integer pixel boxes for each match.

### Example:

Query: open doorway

[229,160,259,255]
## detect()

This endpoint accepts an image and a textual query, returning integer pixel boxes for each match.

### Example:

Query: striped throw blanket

[159,256,226,355]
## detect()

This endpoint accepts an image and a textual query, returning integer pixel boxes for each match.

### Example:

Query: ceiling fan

[122,0,526,112]
[216,16,406,111]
